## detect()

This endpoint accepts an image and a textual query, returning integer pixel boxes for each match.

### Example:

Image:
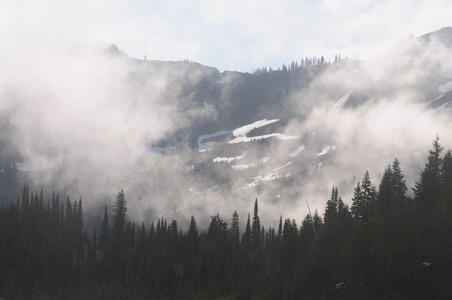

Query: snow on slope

[197,119,298,149]
[232,156,271,170]
[227,118,298,144]
[425,94,445,107]
[228,133,298,144]
[197,130,232,152]
[243,161,293,188]
[439,81,452,93]
[15,154,64,172]
[316,145,336,157]
[213,155,245,163]
[232,119,279,137]
[232,163,256,170]
[333,90,353,107]
[289,145,305,158]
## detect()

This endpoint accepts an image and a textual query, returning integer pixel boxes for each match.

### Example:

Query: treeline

[252,53,355,75]
[1,137,452,299]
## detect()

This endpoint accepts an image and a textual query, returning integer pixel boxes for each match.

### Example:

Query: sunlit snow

[232,156,270,170]
[289,145,305,157]
[228,133,298,144]
[243,161,293,188]
[213,155,245,163]
[333,90,352,107]
[232,163,256,170]
[316,145,336,157]
[232,119,279,137]
[197,130,232,152]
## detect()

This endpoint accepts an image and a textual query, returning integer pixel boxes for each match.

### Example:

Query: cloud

[3,0,451,73]
[1,0,452,229]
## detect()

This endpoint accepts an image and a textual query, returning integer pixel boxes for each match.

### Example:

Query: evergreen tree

[280,219,298,279]
[277,215,283,242]
[229,210,240,247]
[242,213,251,248]
[378,159,407,214]
[324,186,339,223]
[251,199,261,247]
[392,158,407,201]
[207,214,228,245]
[377,165,394,214]
[100,205,110,249]
[111,190,127,241]
[351,171,376,221]
[414,136,443,212]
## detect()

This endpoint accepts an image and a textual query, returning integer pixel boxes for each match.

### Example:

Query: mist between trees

[1,137,452,299]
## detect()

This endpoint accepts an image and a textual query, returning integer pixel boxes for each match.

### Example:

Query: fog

[1,32,452,230]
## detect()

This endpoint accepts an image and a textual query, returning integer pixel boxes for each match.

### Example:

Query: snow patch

[289,145,305,157]
[228,133,298,144]
[243,161,293,188]
[197,130,232,152]
[333,90,352,107]
[232,156,271,170]
[439,81,452,93]
[425,94,445,107]
[15,154,64,172]
[261,156,271,163]
[316,145,336,157]
[232,163,256,170]
[213,155,245,163]
[232,119,279,137]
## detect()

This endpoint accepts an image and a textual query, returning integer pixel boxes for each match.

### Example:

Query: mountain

[1,28,452,226]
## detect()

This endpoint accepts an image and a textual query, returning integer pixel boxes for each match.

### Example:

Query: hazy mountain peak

[420,26,452,47]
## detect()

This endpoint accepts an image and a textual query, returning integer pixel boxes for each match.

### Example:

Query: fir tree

[351,171,376,221]
[229,210,240,247]
[111,190,127,241]
[251,199,261,247]
[414,136,443,212]
[242,213,251,248]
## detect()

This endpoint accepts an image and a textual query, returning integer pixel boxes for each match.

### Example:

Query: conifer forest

[1,137,452,299]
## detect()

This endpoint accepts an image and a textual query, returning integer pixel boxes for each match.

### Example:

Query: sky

[1,0,452,72]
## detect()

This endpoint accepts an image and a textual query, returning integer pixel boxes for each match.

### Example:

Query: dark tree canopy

[2,138,452,299]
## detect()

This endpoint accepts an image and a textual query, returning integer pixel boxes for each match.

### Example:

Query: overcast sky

[1,0,451,72]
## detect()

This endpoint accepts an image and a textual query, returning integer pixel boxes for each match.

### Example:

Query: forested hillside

[1,137,452,299]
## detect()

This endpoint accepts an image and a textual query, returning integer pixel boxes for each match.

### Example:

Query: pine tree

[392,158,407,201]
[207,214,228,245]
[414,136,443,212]
[377,165,393,214]
[229,210,240,247]
[242,213,251,248]
[378,159,407,214]
[351,171,376,221]
[277,215,282,242]
[111,190,127,241]
[100,205,110,249]
[324,186,339,223]
[251,199,261,248]
[280,218,298,278]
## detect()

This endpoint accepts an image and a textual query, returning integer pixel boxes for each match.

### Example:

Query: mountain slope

[1,28,452,225]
